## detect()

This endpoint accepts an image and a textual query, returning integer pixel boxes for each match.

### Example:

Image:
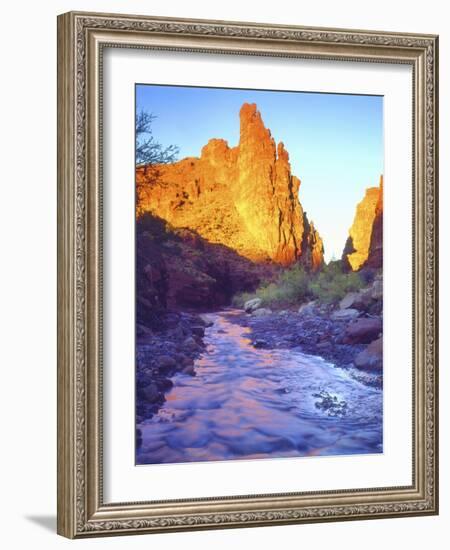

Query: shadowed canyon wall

[137,103,324,270]
[366,176,383,269]
[342,175,383,271]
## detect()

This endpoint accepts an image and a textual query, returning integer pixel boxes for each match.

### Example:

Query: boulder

[298,301,317,316]
[253,339,268,348]
[191,325,205,337]
[356,288,374,308]
[156,355,177,372]
[174,352,192,367]
[344,317,382,344]
[339,292,359,310]
[316,341,331,351]
[331,308,360,321]
[354,337,383,371]
[142,383,162,404]
[244,298,262,313]
[183,336,200,351]
[369,278,383,300]
[182,364,196,376]
[200,315,214,328]
[155,377,174,391]
[252,307,272,317]
[340,289,375,312]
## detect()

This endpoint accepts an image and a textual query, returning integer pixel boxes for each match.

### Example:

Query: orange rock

[137,102,323,269]
[343,176,383,271]
[366,175,383,268]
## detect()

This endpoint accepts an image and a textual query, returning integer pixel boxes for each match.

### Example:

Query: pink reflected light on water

[137,310,382,465]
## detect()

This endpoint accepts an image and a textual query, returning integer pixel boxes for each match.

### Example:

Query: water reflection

[137,310,382,465]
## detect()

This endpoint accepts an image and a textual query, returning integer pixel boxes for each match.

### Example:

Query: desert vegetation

[233,261,365,309]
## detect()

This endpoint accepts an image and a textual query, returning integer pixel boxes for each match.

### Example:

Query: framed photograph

[57,11,439,538]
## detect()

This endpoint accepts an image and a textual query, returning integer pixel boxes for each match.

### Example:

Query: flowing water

[137,310,383,465]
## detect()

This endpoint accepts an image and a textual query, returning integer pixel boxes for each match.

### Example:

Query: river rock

[339,292,359,310]
[331,308,360,321]
[182,364,196,376]
[316,341,331,351]
[298,301,316,316]
[252,307,272,317]
[355,289,373,310]
[344,317,382,344]
[183,336,200,351]
[155,377,174,391]
[142,383,162,404]
[354,337,383,371]
[369,278,383,300]
[253,339,268,349]
[340,280,382,313]
[200,315,214,328]
[177,353,194,367]
[157,355,177,372]
[191,325,206,337]
[244,298,262,313]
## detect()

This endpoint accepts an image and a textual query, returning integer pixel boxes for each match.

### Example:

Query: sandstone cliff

[366,176,383,269]
[137,103,323,269]
[342,175,383,271]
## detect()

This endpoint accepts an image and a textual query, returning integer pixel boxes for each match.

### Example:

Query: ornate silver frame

[57,11,439,538]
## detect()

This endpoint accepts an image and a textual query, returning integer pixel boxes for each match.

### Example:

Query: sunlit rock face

[137,102,323,269]
[342,176,383,271]
[366,176,383,269]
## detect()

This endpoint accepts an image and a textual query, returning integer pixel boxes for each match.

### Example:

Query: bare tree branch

[135,110,179,167]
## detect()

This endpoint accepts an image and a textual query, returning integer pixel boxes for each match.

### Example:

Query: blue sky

[136,84,383,262]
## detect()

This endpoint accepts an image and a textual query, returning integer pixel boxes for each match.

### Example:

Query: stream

[137,310,383,465]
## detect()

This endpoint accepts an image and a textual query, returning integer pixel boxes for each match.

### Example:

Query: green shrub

[256,282,287,307]
[273,264,310,303]
[309,262,364,304]
[233,262,365,310]
[232,265,311,309]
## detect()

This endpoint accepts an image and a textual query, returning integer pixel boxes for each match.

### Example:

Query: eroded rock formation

[300,214,325,271]
[137,102,323,269]
[366,176,383,269]
[342,175,383,271]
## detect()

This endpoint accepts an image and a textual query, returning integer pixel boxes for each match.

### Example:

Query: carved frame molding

[57,11,438,538]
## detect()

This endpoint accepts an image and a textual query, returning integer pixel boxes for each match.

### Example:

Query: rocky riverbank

[231,276,383,388]
[136,274,383,453]
[136,310,383,465]
[136,311,210,428]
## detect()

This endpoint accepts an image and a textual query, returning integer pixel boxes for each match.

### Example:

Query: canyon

[135,102,383,316]
[135,102,384,464]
